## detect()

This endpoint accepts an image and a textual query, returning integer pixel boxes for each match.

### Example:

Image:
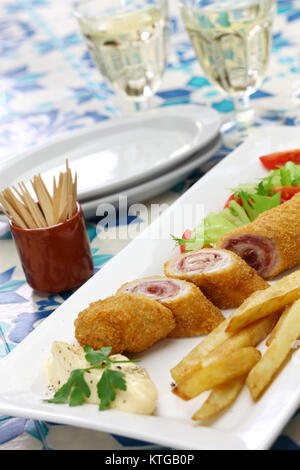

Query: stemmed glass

[178,0,277,130]
[74,0,169,112]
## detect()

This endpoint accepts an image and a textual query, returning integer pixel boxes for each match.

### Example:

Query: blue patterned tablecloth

[1,0,300,450]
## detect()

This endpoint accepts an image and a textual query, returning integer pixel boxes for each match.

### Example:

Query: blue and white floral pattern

[1,0,300,450]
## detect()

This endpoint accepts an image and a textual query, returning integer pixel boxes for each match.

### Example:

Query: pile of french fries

[171,270,300,421]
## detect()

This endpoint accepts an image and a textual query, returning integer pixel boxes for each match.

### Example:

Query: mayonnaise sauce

[46,341,157,415]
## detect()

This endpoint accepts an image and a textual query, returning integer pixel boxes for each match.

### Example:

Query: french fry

[201,315,277,368]
[174,347,261,400]
[173,312,276,419]
[227,270,300,332]
[192,377,245,421]
[247,298,300,401]
[170,317,233,384]
[266,306,290,347]
[171,313,276,384]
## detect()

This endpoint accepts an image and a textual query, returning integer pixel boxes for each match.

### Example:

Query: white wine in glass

[74,0,169,111]
[179,0,276,129]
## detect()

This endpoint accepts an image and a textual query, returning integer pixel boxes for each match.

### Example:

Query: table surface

[1,0,300,450]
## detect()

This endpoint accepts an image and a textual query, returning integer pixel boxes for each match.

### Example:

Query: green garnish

[221,207,247,227]
[97,369,126,411]
[171,234,203,252]
[45,345,140,410]
[171,163,292,251]
[203,212,237,245]
[256,180,272,196]
[171,222,205,252]
[228,200,251,224]
[261,161,300,190]
[235,191,281,222]
[228,183,258,194]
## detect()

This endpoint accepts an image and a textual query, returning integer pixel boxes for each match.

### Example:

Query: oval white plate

[0,105,221,202]
[81,136,222,219]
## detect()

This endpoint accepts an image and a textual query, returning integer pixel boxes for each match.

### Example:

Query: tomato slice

[273,186,300,203]
[260,149,300,170]
[180,229,192,253]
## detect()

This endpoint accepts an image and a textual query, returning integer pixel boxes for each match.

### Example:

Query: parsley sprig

[46,345,140,410]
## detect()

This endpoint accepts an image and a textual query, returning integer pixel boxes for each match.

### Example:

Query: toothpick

[59,172,68,220]
[52,176,59,225]
[72,172,77,215]
[0,159,77,229]
[31,176,54,227]
[0,193,28,229]
[57,195,72,224]
[0,201,12,221]
[18,182,46,228]
[2,187,37,229]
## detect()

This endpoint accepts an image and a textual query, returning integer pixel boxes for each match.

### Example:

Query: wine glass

[74,0,169,112]
[178,0,277,130]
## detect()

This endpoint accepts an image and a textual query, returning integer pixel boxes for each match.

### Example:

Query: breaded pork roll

[164,248,269,309]
[118,276,224,337]
[74,293,175,354]
[217,192,300,279]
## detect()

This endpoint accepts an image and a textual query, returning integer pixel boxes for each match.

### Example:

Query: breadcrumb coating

[118,276,224,338]
[164,248,269,309]
[217,192,300,278]
[74,293,175,354]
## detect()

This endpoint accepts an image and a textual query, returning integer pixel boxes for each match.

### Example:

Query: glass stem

[233,93,255,128]
[234,93,251,113]
[134,98,151,112]
[135,102,143,112]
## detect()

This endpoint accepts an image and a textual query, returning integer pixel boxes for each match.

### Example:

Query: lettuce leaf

[261,162,300,191]
[172,207,248,252]
[203,213,237,245]
[228,200,251,224]
[228,183,257,194]
[237,191,281,222]
[221,207,248,226]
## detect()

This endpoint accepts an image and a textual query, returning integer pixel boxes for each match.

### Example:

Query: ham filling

[175,250,231,274]
[121,279,184,302]
[221,234,278,277]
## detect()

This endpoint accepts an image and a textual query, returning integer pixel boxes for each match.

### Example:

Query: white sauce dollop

[46,341,158,415]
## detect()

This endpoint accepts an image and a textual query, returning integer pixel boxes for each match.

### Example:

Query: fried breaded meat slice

[74,293,175,354]
[118,276,224,337]
[217,192,300,279]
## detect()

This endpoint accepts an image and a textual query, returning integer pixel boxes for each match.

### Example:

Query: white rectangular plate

[1,126,300,450]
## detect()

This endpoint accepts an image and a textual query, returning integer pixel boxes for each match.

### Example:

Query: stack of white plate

[0,105,221,220]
